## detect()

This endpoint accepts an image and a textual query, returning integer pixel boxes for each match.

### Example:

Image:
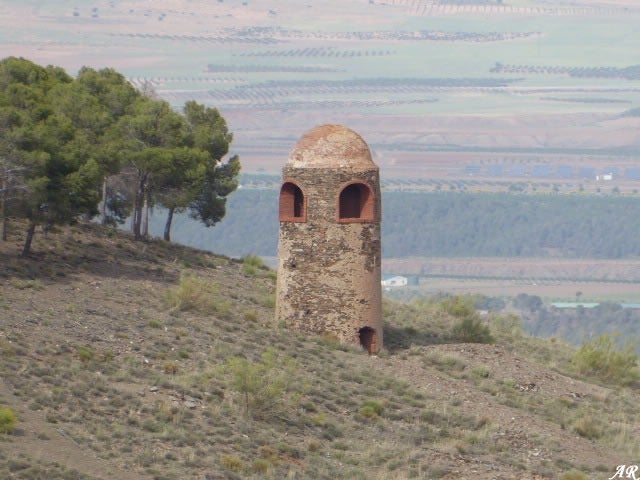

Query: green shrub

[9,279,44,290]
[424,351,466,371]
[258,445,277,460]
[310,413,327,426]
[164,361,179,375]
[243,255,264,268]
[0,406,17,434]
[148,319,162,329]
[302,401,317,413]
[261,294,275,308]
[242,264,258,275]
[439,295,494,343]
[243,310,258,322]
[250,459,270,474]
[572,414,603,440]
[0,338,16,357]
[242,255,264,275]
[165,275,229,314]
[451,316,494,344]
[471,366,491,379]
[572,333,639,385]
[226,349,296,420]
[440,295,476,318]
[77,346,95,363]
[359,400,384,419]
[489,313,523,337]
[220,455,244,472]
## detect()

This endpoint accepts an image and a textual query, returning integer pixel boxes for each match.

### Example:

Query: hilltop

[0,222,638,479]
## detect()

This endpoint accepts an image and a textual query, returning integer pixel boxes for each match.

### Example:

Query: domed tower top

[287,124,376,170]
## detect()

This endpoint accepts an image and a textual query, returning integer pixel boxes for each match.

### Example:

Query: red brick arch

[337,181,375,223]
[279,181,306,222]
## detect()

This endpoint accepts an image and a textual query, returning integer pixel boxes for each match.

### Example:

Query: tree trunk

[132,173,146,240]
[0,177,7,242]
[164,206,174,242]
[100,176,108,224]
[142,191,149,239]
[22,222,36,257]
[0,174,6,241]
[132,191,141,239]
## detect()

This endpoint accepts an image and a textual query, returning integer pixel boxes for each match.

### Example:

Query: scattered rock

[517,383,538,392]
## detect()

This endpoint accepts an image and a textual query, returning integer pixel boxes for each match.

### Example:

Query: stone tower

[275,124,383,353]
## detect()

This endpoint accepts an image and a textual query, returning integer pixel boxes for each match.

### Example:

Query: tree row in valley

[168,189,640,259]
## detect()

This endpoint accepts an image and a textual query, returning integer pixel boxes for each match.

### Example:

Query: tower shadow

[383,323,445,354]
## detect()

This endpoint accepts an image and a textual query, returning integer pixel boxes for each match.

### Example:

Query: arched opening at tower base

[358,327,377,354]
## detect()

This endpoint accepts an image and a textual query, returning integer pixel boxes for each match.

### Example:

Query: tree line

[382,192,640,258]
[165,188,640,259]
[513,294,640,352]
[491,62,640,81]
[0,57,239,255]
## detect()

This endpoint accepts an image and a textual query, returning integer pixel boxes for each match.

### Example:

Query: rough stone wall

[275,166,383,351]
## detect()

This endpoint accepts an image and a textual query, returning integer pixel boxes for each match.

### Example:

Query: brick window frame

[337,181,375,223]
[279,181,307,222]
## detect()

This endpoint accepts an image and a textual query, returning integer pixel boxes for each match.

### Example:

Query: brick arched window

[279,181,306,222]
[338,182,375,222]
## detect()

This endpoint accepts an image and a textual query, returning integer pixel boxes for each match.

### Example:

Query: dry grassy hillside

[0,222,638,479]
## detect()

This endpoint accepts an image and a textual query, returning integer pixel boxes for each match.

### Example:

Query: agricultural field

[382,257,640,302]
[1,0,639,188]
[3,0,640,298]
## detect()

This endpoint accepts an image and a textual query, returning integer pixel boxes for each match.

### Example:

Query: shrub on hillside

[489,313,523,338]
[451,317,494,344]
[241,255,264,275]
[359,400,384,419]
[442,296,494,344]
[572,414,603,440]
[440,295,476,319]
[226,349,296,420]
[165,275,229,314]
[0,406,17,434]
[571,333,639,385]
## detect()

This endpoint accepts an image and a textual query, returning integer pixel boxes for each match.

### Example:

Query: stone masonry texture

[275,125,383,352]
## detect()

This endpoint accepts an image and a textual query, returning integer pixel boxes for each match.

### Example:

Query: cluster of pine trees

[0,57,240,255]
